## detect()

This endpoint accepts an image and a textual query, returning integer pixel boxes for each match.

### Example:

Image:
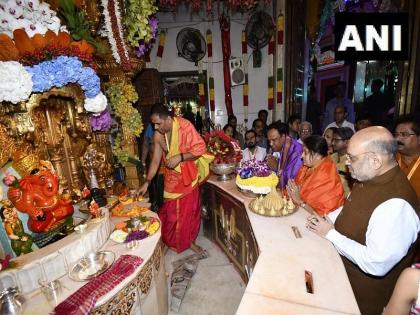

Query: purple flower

[89,110,112,132]
[134,42,151,58]
[149,16,159,38]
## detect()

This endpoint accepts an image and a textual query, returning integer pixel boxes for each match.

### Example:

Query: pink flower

[3,174,17,186]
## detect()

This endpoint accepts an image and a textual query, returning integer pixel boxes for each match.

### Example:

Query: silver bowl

[69,251,115,281]
[210,163,237,181]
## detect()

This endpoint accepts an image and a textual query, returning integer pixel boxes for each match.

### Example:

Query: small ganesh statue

[0,200,32,256]
[3,161,74,233]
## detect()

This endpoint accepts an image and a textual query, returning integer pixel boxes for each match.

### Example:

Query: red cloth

[159,187,200,253]
[295,157,345,216]
[54,255,143,315]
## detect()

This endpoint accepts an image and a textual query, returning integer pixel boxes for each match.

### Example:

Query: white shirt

[242,146,266,162]
[324,120,355,133]
[326,198,419,276]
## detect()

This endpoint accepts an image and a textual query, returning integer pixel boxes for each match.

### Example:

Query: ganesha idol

[4,161,74,233]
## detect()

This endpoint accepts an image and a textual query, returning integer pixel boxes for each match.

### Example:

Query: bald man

[306,127,419,315]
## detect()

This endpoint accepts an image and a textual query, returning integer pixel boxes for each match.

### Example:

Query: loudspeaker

[229,57,245,86]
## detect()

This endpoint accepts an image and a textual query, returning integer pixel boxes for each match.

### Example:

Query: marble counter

[206,177,360,315]
[18,209,168,315]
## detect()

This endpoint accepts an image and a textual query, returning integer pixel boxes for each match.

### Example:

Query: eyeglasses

[393,132,416,138]
[345,151,374,162]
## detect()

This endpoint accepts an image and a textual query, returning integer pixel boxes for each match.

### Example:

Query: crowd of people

[140,90,419,314]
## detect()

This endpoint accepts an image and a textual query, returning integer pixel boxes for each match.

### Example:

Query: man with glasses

[297,121,312,145]
[394,115,420,199]
[306,126,419,315]
[266,121,302,188]
[331,127,354,196]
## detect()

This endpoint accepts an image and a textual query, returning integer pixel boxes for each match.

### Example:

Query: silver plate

[69,251,115,281]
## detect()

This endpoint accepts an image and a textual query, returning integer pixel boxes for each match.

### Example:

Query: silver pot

[0,287,25,315]
[210,163,237,181]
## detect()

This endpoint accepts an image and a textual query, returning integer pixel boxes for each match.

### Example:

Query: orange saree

[295,157,345,216]
[159,117,213,253]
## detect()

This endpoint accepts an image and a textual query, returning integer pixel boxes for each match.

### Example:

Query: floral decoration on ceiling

[158,0,261,14]
[0,0,64,38]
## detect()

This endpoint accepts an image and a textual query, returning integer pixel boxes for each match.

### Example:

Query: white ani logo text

[338,25,401,52]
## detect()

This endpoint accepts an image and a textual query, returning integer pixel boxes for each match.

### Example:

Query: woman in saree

[286,135,344,216]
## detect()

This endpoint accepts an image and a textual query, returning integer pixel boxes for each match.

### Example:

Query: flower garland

[0,61,33,104]
[134,16,158,58]
[124,0,158,54]
[107,82,143,137]
[107,82,143,165]
[0,0,64,38]
[100,0,131,70]
[159,0,260,14]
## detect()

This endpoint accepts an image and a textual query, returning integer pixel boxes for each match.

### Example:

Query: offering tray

[249,191,297,217]
[69,251,115,282]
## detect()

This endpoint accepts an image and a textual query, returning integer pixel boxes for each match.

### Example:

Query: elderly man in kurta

[138,104,213,255]
[394,115,420,199]
[306,126,419,315]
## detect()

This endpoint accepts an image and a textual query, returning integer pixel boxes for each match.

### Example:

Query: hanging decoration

[198,61,205,107]
[107,82,143,165]
[267,30,275,119]
[158,0,259,15]
[124,0,158,57]
[241,30,249,123]
[134,16,158,58]
[219,15,233,117]
[206,29,215,122]
[276,14,284,120]
[101,0,131,70]
[155,30,166,71]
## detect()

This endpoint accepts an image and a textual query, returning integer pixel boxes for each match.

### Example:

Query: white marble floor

[164,235,246,315]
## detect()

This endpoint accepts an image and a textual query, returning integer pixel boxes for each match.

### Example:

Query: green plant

[59,0,105,53]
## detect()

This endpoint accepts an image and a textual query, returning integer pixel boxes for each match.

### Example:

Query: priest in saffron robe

[138,104,213,254]
[286,135,344,216]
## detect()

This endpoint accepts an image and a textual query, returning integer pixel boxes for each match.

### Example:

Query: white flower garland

[0,61,33,104]
[0,0,65,38]
[100,0,130,66]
